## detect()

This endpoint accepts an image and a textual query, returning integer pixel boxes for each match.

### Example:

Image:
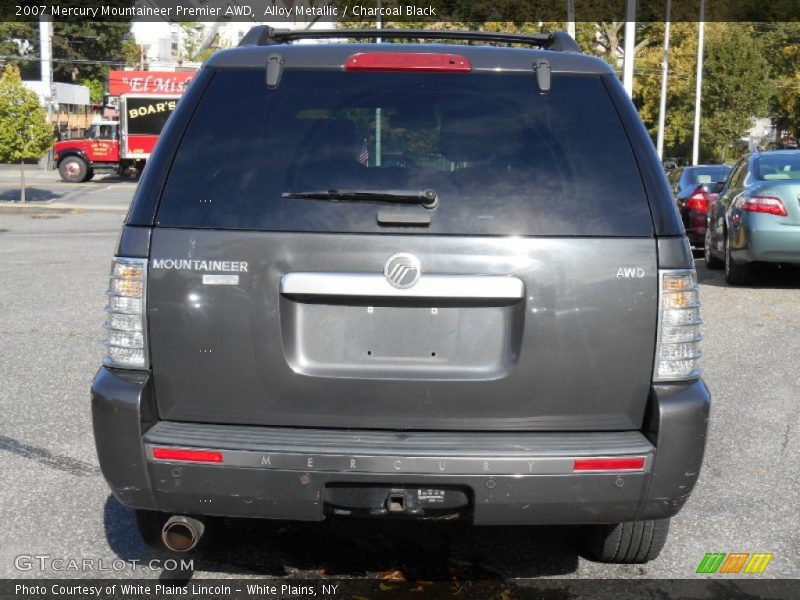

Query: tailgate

[147,231,657,430]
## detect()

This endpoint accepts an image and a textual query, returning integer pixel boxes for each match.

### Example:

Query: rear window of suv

[156,69,652,236]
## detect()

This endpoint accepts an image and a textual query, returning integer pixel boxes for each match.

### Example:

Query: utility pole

[566,0,576,40]
[692,0,705,165]
[376,0,382,42]
[656,0,671,160]
[374,0,382,167]
[39,15,53,171]
[622,0,636,97]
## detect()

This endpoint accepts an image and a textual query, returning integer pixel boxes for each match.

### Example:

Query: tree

[700,24,773,161]
[634,23,773,162]
[0,21,138,83]
[0,65,53,202]
[633,23,699,159]
[0,23,38,79]
[120,35,143,69]
[80,77,105,104]
[179,22,230,64]
[759,23,800,138]
[51,22,137,82]
[588,21,653,67]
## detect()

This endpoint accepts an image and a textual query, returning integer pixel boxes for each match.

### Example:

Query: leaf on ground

[378,569,406,580]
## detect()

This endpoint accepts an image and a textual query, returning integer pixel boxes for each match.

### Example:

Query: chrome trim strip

[281,273,524,300]
[145,445,652,475]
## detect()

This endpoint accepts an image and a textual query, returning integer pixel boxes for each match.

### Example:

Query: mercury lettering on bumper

[144,445,652,475]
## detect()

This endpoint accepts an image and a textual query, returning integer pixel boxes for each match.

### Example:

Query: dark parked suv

[92,28,710,564]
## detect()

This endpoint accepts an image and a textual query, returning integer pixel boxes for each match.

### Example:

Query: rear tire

[58,156,89,182]
[583,519,670,564]
[704,228,723,269]
[724,237,752,285]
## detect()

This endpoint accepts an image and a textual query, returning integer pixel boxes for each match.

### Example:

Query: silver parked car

[705,150,800,284]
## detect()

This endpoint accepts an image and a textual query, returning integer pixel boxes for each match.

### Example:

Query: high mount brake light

[345,52,472,73]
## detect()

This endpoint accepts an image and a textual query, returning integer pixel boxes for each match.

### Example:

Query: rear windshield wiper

[282,188,438,209]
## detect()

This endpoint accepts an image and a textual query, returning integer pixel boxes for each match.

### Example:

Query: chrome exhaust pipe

[161,515,205,552]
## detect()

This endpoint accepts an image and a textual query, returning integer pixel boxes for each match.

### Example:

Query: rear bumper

[732,216,800,264]
[91,368,710,525]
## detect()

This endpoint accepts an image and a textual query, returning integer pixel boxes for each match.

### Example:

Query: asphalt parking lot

[0,208,798,583]
[0,168,135,210]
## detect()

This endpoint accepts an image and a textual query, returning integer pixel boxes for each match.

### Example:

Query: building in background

[131,2,333,69]
[743,117,777,151]
[23,81,93,140]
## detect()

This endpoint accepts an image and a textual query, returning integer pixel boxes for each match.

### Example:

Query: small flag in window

[358,138,369,165]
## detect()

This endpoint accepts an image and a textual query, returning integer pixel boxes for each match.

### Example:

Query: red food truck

[53,70,195,182]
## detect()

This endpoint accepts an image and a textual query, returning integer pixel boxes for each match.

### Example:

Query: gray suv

[92,28,710,564]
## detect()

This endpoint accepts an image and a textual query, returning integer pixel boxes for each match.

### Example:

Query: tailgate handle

[280,273,524,300]
[377,210,432,226]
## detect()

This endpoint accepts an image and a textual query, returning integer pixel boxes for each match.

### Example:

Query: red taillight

[742,196,788,217]
[152,448,223,463]
[686,190,708,213]
[345,52,472,73]
[573,457,646,472]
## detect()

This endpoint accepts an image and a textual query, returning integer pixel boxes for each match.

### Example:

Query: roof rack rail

[239,27,582,53]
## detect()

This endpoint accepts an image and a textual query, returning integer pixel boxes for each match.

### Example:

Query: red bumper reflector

[345,52,472,73]
[152,448,223,463]
[573,457,645,472]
